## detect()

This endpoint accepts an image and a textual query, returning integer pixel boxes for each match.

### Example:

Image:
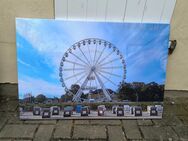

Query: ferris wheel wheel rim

[59,38,126,90]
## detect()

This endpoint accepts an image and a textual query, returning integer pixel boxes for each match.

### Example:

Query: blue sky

[16,19,170,98]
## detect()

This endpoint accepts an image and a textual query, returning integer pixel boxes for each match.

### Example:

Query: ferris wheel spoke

[100,66,123,70]
[78,47,91,66]
[99,70,122,78]
[93,43,98,66]
[87,43,93,65]
[94,78,100,97]
[97,71,117,86]
[73,70,93,101]
[94,46,106,65]
[99,58,120,66]
[94,72,112,101]
[98,51,114,65]
[89,75,92,91]
[70,52,90,66]
[75,73,87,84]
[65,59,87,67]
[64,71,86,81]
[94,76,98,88]
[63,68,86,71]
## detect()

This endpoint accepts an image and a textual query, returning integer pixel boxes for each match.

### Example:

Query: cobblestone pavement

[0,84,188,141]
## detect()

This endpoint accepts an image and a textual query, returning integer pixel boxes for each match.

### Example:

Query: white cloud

[18,76,64,99]
[16,19,169,91]
[17,58,37,71]
[16,19,114,88]
[126,26,169,73]
[16,19,70,64]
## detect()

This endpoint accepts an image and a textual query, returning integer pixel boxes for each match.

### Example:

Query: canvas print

[16,18,170,119]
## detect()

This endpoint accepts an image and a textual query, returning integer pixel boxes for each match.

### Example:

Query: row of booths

[111,105,163,117]
[31,105,91,118]
[26,104,163,118]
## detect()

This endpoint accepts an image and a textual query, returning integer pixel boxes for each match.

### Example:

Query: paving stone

[34,125,54,141]
[90,120,121,125]
[122,120,142,140]
[0,113,8,130]
[140,126,179,140]
[73,125,106,139]
[12,140,32,141]
[7,112,24,124]
[0,100,18,112]
[53,123,72,139]
[24,120,56,124]
[129,140,144,141]
[74,120,90,125]
[179,116,188,125]
[153,115,182,126]
[108,126,127,141]
[174,98,188,105]
[185,104,188,111]
[56,140,88,141]
[137,120,153,126]
[0,124,37,138]
[0,103,6,112]
[88,140,106,141]
[164,104,188,116]
[173,126,188,140]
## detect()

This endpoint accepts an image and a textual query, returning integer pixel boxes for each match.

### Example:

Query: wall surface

[0,0,187,90]
[0,0,54,83]
[165,0,188,90]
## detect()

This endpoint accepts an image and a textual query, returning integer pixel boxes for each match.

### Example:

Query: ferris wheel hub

[91,66,96,72]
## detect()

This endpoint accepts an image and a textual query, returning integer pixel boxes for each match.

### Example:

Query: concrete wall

[0,0,187,90]
[166,0,188,90]
[0,0,54,83]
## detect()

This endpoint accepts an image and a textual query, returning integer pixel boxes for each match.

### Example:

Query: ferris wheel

[59,38,126,102]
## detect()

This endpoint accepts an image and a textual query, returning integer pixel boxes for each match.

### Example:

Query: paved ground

[0,84,188,141]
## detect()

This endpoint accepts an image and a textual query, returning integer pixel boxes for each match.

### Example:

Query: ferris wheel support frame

[72,68,112,102]
[94,72,112,101]
[72,70,92,102]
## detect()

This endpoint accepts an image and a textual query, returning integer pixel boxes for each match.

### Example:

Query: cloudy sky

[16,19,170,99]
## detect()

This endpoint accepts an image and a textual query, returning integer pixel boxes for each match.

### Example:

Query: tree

[61,94,73,102]
[35,94,46,103]
[61,84,84,102]
[80,93,88,100]
[117,83,137,101]
[61,90,73,102]
[70,84,80,94]
[140,82,164,101]
[117,82,164,102]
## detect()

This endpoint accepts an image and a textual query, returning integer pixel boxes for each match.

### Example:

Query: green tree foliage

[117,82,164,102]
[61,84,81,102]
[70,84,80,94]
[30,96,35,103]
[139,82,164,101]
[117,83,137,101]
[80,93,88,99]
[61,93,73,102]
[35,94,46,103]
